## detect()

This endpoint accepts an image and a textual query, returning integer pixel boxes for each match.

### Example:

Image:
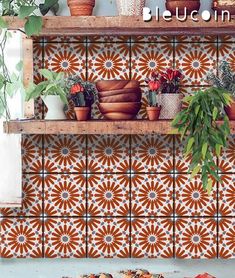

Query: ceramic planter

[165,0,201,15]
[116,0,146,16]
[146,106,161,121]
[225,100,235,120]
[74,107,91,121]
[67,0,95,16]
[159,93,182,119]
[42,95,67,120]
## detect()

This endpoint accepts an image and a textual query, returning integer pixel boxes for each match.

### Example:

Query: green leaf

[16,61,23,72]
[18,5,37,19]
[39,69,54,80]
[207,179,213,195]
[191,165,201,179]
[202,143,208,160]
[186,137,195,154]
[195,105,200,116]
[212,106,218,120]
[24,16,43,36]
[0,17,8,28]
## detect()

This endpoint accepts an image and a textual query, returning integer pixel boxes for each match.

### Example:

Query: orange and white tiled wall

[0,35,234,259]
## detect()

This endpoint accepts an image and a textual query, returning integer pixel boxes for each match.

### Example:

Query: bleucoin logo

[143,6,231,22]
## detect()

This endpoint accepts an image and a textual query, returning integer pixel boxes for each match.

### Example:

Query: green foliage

[25,69,68,104]
[147,91,158,107]
[208,61,235,97]
[172,87,233,194]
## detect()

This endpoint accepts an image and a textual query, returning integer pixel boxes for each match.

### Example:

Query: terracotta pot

[99,91,142,103]
[98,87,141,98]
[225,100,235,120]
[165,0,201,15]
[146,106,161,121]
[96,80,140,92]
[74,107,91,121]
[103,112,136,120]
[67,0,95,16]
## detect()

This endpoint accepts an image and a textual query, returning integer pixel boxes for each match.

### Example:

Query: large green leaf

[0,17,8,28]
[24,16,43,36]
[18,5,37,19]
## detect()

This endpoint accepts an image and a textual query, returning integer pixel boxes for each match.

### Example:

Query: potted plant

[172,87,232,193]
[67,0,95,16]
[67,76,97,121]
[116,0,146,16]
[148,69,183,119]
[145,73,161,121]
[208,61,235,120]
[25,69,68,120]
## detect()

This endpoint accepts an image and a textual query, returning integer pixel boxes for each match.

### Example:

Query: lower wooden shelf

[3,120,176,135]
[4,120,235,135]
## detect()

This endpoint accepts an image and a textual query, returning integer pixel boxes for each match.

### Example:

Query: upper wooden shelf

[4,120,235,135]
[5,16,235,36]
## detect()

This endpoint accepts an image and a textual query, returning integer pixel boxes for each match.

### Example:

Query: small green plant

[67,76,97,107]
[145,72,161,107]
[172,87,233,194]
[25,69,68,104]
[207,61,235,97]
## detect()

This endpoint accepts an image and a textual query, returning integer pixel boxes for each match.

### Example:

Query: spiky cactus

[147,91,158,107]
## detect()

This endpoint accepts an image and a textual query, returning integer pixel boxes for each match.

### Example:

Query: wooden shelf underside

[5,16,235,36]
[4,120,235,135]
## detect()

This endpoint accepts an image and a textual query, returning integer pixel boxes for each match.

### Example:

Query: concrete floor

[0,259,234,278]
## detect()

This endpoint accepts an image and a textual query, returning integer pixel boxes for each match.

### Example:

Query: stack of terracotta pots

[96,80,142,120]
[165,0,200,15]
[67,0,95,16]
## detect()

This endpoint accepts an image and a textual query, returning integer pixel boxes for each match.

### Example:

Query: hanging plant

[172,87,232,194]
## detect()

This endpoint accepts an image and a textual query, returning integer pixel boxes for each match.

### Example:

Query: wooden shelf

[4,120,176,135]
[5,16,235,36]
[4,120,235,135]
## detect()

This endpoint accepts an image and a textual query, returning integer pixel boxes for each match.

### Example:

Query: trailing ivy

[172,87,233,194]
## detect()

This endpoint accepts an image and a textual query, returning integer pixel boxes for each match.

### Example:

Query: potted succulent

[67,76,97,121]
[172,87,232,193]
[208,61,235,120]
[67,0,95,16]
[116,0,146,16]
[25,69,68,120]
[145,73,161,121]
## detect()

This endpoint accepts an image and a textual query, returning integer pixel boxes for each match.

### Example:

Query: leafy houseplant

[145,72,161,121]
[67,76,96,121]
[26,69,68,120]
[208,61,235,120]
[172,87,232,193]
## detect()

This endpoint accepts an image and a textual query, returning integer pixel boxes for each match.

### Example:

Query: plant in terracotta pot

[158,68,183,119]
[172,87,232,193]
[67,76,97,121]
[67,0,95,16]
[208,61,235,120]
[25,69,68,120]
[145,73,161,121]
[116,0,146,16]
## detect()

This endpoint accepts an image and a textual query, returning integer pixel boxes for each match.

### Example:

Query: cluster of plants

[145,69,182,106]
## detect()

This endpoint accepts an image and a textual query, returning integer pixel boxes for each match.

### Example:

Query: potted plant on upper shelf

[116,0,146,16]
[25,69,68,120]
[165,0,201,15]
[145,72,161,121]
[208,61,235,120]
[67,76,97,121]
[67,0,95,16]
[172,87,232,193]
[147,68,183,119]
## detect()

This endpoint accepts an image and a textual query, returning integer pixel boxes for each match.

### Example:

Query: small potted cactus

[145,73,161,121]
[68,77,97,121]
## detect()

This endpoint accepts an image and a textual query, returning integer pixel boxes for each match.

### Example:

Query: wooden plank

[3,120,176,135]
[22,36,34,118]
[4,16,235,36]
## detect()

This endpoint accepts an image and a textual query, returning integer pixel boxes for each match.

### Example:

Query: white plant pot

[116,0,146,15]
[159,93,182,120]
[42,95,66,120]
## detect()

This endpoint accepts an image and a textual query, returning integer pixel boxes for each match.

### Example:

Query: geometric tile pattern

[0,35,235,258]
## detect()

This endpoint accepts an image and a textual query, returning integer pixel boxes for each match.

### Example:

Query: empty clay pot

[103,112,137,120]
[165,0,200,15]
[98,87,141,98]
[96,80,140,92]
[99,92,142,103]
[146,106,161,121]
[225,100,235,120]
[74,107,91,121]
[67,0,95,16]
